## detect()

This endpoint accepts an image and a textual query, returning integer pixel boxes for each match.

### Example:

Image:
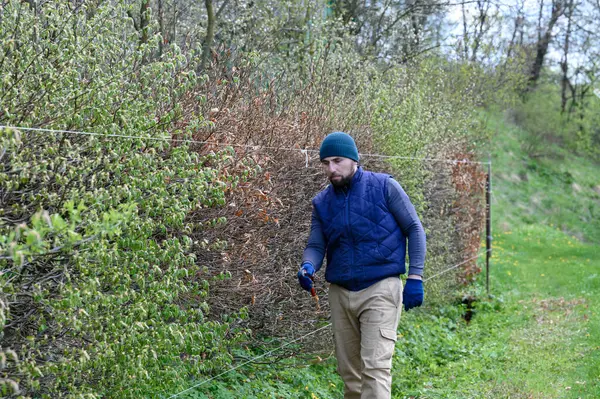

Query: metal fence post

[485,159,492,296]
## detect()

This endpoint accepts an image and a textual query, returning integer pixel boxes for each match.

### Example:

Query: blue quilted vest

[312,167,406,291]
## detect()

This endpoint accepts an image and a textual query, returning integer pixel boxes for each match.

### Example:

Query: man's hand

[297,262,315,292]
[403,278,424,311]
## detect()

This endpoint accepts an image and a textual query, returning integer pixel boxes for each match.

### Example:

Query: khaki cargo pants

[329,277,402,399]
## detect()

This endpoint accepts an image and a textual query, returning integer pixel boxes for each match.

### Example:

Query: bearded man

[298,131,426,399]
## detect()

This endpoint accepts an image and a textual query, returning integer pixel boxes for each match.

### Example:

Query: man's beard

[330,174,353,188]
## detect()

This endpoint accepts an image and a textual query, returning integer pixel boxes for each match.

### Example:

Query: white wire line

[165,251,489,398]
[0,124,314,153]
[0,125,490,165]
[358,152,490,165]
[424,249,491,282]
[164,323,332,399]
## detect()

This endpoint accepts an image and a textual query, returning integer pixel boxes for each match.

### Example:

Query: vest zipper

[344,189,354,280]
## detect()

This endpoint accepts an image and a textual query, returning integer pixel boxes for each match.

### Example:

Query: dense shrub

[0,2,248,397]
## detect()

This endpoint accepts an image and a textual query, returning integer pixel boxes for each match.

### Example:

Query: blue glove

[403,278,424,311]
[297,262,315,292]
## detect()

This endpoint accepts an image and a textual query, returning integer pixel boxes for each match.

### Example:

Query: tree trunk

[461,2,469,60]
[126,0,150,47]
[172,0,177,48]
[560,0,574,113]
[201,0,215,71]
[529,0,564,86]
[506,13,521,60]
[470,0,490,62]
[140,0,150,46]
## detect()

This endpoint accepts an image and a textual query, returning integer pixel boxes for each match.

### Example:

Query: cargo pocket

[372,328,397,369]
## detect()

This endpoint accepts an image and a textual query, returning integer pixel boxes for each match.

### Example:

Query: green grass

[165,352,344,398]
[389,225,599,398]
[489,226,599,398]
[165,109,600,398]
[486,110,600,243]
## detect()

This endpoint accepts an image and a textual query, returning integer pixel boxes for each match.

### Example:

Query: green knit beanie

[319,132,359,162]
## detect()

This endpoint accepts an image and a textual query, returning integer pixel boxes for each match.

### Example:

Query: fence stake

[485,159,492,296]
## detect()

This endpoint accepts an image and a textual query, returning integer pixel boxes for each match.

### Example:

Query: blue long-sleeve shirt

[302,177,426,276]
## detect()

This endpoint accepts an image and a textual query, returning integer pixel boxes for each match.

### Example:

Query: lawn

[389,225,599,398]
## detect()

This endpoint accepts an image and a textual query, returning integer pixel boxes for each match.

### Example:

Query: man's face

[321,156,357,188]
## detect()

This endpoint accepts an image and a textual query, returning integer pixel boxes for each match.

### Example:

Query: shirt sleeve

[386,178,426,276]
[302,206,326,272]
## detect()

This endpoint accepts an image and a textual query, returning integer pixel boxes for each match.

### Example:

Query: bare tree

[560,0,575,113]
[461,1,469,60]
[505,0,525,60]
[470,0,491,62]
[329,0,445,61]
[529,0,565,86]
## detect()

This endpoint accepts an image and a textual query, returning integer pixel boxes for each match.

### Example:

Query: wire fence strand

[0,125,490,165]
[424,249,491,282]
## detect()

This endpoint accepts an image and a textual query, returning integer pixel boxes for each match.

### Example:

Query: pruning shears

[302,270,321,311]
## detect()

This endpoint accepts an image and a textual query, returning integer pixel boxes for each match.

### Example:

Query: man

[297,131,426,399]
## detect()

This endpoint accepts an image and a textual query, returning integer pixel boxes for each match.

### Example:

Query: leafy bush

[0,2,249,397]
